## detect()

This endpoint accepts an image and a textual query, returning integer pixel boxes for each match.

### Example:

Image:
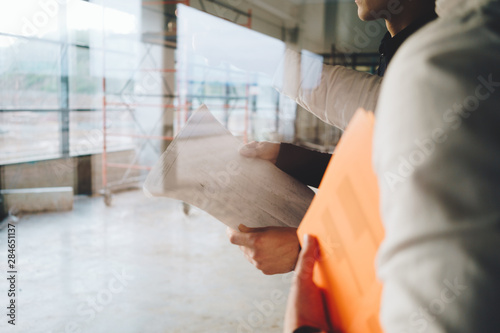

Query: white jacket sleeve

[273,48,382,130]
[373,1,500,332]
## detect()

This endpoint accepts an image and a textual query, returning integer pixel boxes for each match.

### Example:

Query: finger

[295,234,319,279]
[226,227,244,243]
[255,142,272,157]
[239,141,258,157]
[238,224,269,233]
[238,224,252,233]
[241,248,258,266]
[226,226,237,238]
[258,142,280,163]
[245,141,259,148]
[228,229,253,246]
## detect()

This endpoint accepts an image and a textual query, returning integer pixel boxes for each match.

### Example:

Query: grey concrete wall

[1,187,74,214]
[1,158,75,191]
[1,150,140,197]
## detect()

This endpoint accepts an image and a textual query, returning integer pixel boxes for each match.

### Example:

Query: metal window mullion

[59,2,70,157]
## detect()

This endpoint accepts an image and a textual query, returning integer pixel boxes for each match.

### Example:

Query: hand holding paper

[284,234,332,333]
[239,141,281,164]
[226,224,300,275]
[144,105,315,230]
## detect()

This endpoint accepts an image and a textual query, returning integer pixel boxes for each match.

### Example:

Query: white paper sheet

[143,105,315,229]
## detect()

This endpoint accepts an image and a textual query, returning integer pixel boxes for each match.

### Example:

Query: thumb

[295,234,320,279]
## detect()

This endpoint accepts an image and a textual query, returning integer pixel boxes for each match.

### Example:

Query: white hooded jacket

[374,0,500,332]
[273,48,382,130]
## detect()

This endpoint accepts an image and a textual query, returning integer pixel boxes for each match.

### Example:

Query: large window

[0,0,140,165]
[0,35,63,163]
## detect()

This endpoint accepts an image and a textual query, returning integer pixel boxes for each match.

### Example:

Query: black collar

[377,11,438,76]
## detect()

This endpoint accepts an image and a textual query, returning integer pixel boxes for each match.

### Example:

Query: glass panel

[176,4,289,141]
[69,110,135,157]
[67,0,103,48]
[0,35,62,164]
[0,111,61,164]
[68,47,102,110]
[0,0,62,42]
[0,37,61,111]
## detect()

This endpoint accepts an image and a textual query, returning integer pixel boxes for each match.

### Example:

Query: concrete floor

[0,190,292,333]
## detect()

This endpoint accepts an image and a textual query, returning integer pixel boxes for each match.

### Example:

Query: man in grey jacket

[285,0,500,332]
[374,0,500,331]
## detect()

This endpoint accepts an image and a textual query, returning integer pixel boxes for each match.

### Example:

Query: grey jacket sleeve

[373,2,500,332]
[273,49,382,130]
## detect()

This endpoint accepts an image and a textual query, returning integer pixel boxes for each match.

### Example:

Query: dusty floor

[0,190,292,333]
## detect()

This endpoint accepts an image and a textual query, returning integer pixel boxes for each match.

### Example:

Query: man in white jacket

[374,0,500,331]
[285,0,500,332]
